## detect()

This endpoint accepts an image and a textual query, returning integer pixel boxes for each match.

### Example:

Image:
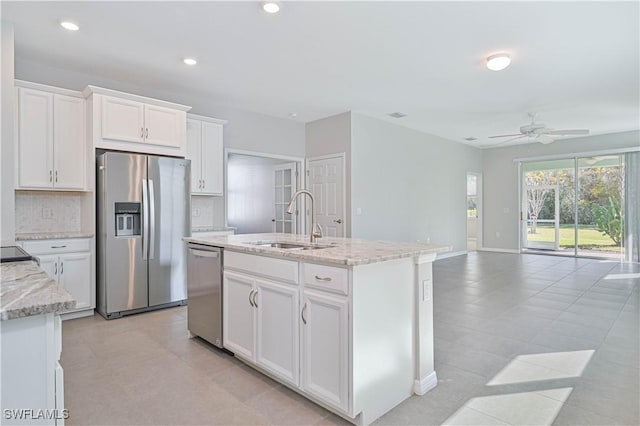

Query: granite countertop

[15,231,95,241]
[0,261,76,321]
[184,233,451,266]
[192,226,236,233]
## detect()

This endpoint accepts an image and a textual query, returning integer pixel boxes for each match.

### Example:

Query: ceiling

[4,1,639,148]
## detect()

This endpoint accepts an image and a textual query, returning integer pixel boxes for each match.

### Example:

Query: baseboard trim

[436,250,467,260]
[414,371,438,396]
[61,309,94,321]
[479,247,520,254]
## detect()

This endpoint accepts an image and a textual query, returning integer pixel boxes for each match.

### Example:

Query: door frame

[225,148,305,233]
[305,153,347,238]
[466,172,483,251]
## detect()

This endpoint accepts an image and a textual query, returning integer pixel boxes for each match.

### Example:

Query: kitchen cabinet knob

[333,219,343,224]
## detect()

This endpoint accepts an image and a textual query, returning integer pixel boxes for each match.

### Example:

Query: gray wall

[483,130,640,251]
[15,58,306,158]
[1,22,15,245]
[350,113,483,252]
[305,112,352,236]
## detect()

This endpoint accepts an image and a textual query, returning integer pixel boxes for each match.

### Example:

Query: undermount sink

[252,242,331,250]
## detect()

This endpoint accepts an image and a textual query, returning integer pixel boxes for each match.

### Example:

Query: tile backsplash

[191,196,225,228]
[15,191,84,233]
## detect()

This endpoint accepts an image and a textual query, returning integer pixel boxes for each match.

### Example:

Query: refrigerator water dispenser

[115,202,141,237]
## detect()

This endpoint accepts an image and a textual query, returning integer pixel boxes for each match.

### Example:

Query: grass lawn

[527,225,622,252]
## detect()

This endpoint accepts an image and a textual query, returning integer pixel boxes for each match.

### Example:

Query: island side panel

[414,253,437,395]
[351,257,415,425]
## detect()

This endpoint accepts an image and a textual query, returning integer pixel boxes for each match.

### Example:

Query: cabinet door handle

[60,261,63,275]
[145,128,149,138]
[55,170,58,183]
[252,290,258,308]
[141,127,144,138]
[54,262,57,276]
[333,219,343,224]
[248,290,255,307]
[301,303,307,324]
[49,170,53,182]
[314,275,332,282]
[50,245,67,249]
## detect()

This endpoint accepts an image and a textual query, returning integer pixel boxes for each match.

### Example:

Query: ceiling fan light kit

[486,53,511,71]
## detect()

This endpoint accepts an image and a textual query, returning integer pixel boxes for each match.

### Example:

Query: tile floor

[61,252,639,425]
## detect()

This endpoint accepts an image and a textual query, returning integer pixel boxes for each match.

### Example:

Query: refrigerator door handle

[149,179,156,260]
[142,178,148,261]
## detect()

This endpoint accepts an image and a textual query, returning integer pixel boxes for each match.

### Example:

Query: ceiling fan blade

[492,135,528,146]
[543,129,589,136]
[536,134,555,144]
[488,133,523,138]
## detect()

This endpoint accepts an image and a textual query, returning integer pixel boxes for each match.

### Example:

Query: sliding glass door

[521,154,625,260]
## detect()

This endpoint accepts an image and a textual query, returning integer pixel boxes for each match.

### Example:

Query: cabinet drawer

[225,251,298,284]
[22,238,91,255]
[302,263,349,295]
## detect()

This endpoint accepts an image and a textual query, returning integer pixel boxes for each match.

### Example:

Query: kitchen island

[1,260,76,425]
[184,233,450,425]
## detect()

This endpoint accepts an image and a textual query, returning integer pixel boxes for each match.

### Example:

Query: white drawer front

[225,251,299,284]
[302,263,349,295]
[22,238,91,255]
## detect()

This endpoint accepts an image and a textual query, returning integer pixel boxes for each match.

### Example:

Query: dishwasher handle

[189,248,220,258]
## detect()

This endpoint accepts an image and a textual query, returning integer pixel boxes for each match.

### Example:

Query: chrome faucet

[286,189,323,243]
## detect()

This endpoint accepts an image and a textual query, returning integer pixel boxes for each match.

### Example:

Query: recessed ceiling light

[486,53,511,71]
[388,112,407,119]
[289,113,298,119]
[183,58,197,66]
[261,1,281,13]
[60,21,79,31]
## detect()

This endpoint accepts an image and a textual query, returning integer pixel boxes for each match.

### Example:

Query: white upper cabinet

[101,96,144,143]
[144,104,183,148]
[17,85,86,190]
[85,86,190,157]
[186,114,226,196]
[54,95,86,190]
[186,119,202,192]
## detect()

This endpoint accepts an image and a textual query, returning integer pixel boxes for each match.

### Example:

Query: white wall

[15,58,306,157]
[483,130,640,250]
[350,113,483,252]
[1,22,15,245]
[305,112,352,236]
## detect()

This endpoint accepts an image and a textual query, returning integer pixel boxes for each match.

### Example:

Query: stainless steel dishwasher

[187,243,223,348]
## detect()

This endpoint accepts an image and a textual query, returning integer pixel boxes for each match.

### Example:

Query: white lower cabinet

[223,271,255,360]
[255,278,299,386]
[21,239,94,315]
[223,270,299,387]
[301,289,349,412]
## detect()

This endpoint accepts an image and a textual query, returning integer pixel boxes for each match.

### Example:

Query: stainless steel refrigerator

[96,152,191,319]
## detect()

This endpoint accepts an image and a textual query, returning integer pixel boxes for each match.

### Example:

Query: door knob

[333,219,343,224]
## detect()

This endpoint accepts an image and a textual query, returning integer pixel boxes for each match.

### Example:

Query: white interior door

[274,163,297,234]
[307,155,345,237]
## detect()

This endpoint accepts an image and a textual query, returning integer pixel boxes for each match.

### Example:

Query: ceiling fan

[489,113,589,145]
